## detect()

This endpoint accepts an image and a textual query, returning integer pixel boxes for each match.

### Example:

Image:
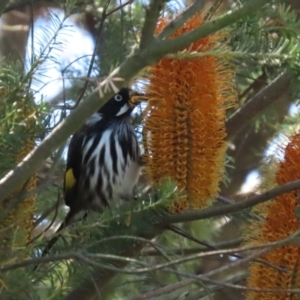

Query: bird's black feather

[37,88,141,263]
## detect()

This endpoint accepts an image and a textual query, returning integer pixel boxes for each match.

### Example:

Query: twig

[216,195,233,204]
[74,0,133,105]
[1,0,54,15]
[0,0,10,14]
[97,233,300,274]
[159,0,268,54]
[183,273,248,300]
[33,196,62,228]
[0,252,80,272]
[139,0,166,49]
[84,235,165,251]
[86,232,286,273]
[158,0,208,39]
[141,238,243,256]
[74,1,110,106]
[106,0,133,16]
[161,180,300,225]
[188,275,300,294]
[165,268,300,297]
[226,71,292,140]
[1,231,296,275]
[128,228,300,300]
[0,251,141,273]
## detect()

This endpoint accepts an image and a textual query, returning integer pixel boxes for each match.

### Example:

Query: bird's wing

[64,128,85,208]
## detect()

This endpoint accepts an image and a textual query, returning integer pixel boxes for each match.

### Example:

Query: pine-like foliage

[0,61,47,251]
[1,1,300,299]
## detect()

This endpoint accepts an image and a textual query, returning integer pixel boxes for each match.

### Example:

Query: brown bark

[0,9,30,60]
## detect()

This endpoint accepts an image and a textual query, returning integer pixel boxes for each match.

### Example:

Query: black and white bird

[41,88,142,255]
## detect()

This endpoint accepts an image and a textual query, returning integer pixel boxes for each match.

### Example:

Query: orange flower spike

[246,133,300,300]
[143,13,236,210]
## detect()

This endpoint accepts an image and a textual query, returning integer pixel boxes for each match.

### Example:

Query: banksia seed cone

[142,13,236,211]
[245,133,300,300]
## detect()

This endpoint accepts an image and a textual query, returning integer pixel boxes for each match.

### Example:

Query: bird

[40,87,142,257]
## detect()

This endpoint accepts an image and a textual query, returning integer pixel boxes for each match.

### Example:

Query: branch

[158,0,268,55]
[170,270,300,297]
[85,238,300,274]
[162,180,300,225]
[1,0,60,15]
[141,238,243,256]
[0,252,79,271]
[64,242,146,300]
[0,0,267,204]
[157,0,208,39]
[181,273,248,300]
[0,0,11,14]
[65,180,300,300]
[0,232,291,286]
[221,70,291,197]
[129,227,300,300]
[139,0,166,49]
[0,251,142,273]
[226,71,292,140]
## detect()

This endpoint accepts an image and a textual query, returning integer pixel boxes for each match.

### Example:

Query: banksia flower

[245,133,300,300]
[142,13,236,211]
[0,91,37,251]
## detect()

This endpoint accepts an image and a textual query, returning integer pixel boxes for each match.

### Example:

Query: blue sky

[26,9,95,103]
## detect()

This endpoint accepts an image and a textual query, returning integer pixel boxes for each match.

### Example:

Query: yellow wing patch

[65,169,76,190]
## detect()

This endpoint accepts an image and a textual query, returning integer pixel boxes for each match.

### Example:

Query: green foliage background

[0,0,300,299]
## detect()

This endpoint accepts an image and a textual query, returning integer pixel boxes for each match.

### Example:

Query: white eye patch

[114,94,123,101]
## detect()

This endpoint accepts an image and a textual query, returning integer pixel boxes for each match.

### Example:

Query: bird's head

[99,88,142,118]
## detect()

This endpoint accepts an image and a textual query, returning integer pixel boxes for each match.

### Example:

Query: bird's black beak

[129,90,148,107]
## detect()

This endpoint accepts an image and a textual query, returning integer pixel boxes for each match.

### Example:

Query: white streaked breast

[82,136,95,159]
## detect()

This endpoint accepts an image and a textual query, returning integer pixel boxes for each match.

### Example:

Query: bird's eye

[114,94,123,101]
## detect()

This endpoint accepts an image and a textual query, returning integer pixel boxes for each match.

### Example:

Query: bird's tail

[34,210,75,271]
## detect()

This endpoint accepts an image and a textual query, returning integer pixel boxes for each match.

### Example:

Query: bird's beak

[129,90,148,107]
